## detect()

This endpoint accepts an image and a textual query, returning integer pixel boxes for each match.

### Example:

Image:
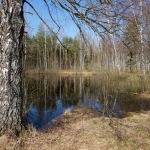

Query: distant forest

[25,1,150,74]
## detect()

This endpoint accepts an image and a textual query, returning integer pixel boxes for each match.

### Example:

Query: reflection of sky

[79,93,123,117]
[27,99,74,130]
[27,94,123,130]
[26,76,150,131]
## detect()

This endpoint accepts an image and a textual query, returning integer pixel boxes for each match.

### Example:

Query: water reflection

[26,75,150,130]
[27,100,74,130]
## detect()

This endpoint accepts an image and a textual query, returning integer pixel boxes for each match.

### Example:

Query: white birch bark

[0,0,24,134]
[130,0,145,75]
[139,0,146,75]
[106,8,120,71]
[44,25,47,71]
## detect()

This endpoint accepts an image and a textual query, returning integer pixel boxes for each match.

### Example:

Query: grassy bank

[25,69,150,78]
[27,69,150,95]
[0,109,150,150]
[25,69,97,76]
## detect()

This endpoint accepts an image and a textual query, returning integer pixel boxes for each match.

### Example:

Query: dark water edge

[25,74,150,130]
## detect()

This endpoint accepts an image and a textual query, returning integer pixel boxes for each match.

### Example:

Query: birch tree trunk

[0,0,24,134]
[139,0,146,76]
[106,8,120,72]
[44,25,47,71]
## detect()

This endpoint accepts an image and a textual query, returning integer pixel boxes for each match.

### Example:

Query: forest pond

[26,74,150,130]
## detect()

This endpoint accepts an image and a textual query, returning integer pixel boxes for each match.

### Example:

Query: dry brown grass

[25,69,97,76]
[140,93,150,99]
[0,109,150,150]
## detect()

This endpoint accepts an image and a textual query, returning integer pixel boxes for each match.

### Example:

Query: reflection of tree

[26,75,81,112]
[26,75,150,123]
[26,76,56,111]
[117,94,150,113]
[62,96,79,107]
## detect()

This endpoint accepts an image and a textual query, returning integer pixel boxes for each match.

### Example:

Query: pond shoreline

[25,71,150,130]
[1,71,148,149]
[26,69,97,76]
[0,109,150,150]
[25,69,150,79]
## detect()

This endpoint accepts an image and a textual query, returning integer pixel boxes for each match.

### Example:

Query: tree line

[26,3,150,74]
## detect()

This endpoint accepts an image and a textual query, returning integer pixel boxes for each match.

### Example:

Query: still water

[26,75,150,130]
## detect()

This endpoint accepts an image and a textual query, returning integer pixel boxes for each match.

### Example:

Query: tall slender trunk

[130,0,145,75]
[79,36,84,70]
[44,25,47,71]
[54,42,57,69]
[74,53,76,70]
[106,9,119,71]
[139,0,145,75]
[0,0,24,134]
[59,44,61,70]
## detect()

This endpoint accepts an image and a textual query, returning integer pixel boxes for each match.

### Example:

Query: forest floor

[0,109,150,150]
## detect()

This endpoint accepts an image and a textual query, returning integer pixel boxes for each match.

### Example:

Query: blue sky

[0,0,98,41]
[0,0,78,37]
[24,0,78,37]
